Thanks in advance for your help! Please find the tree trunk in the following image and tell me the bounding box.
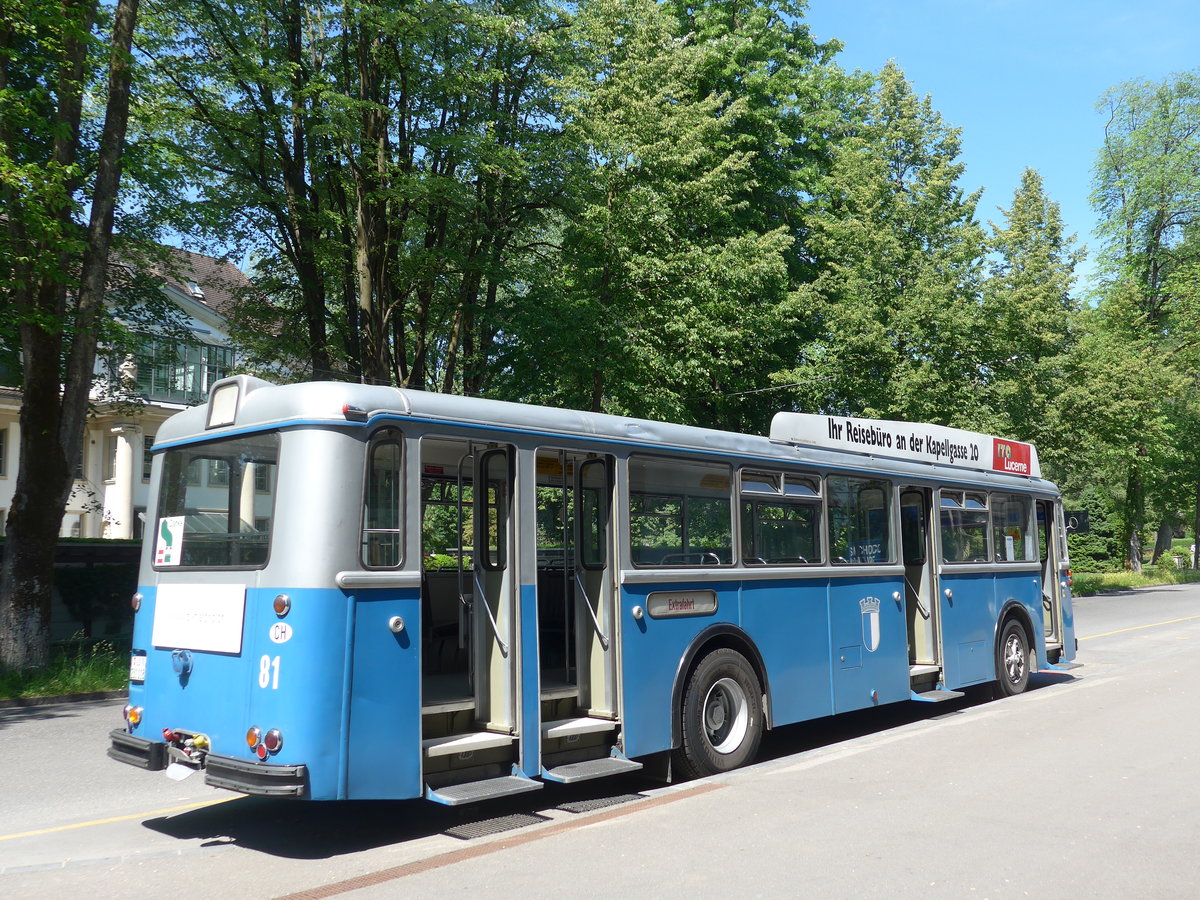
[1125,464,1145,573]
[1150,519,1174,565]
[0,0,141,670]
[1193,482,1200,570]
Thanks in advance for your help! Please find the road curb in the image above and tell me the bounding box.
[0,689,127,710]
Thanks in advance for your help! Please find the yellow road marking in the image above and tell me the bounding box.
[1080,614,1200,641]
[0,796,234,842]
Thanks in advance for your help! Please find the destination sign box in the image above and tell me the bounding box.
[769,413,1040,479]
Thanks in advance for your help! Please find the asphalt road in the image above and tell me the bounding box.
[3,585,1199,897]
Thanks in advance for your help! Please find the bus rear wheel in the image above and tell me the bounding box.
[995,619,1031,697]
[675,648,763,779]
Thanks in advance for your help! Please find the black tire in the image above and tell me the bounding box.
[674,648,763,779]
[995,619,1030,697]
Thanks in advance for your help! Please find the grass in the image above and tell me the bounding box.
[1071,567,1200,596]
[0,635,128,701]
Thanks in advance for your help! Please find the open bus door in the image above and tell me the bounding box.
[420,439,540,805]
[533,450,640,783]
[1037,499,1076,664]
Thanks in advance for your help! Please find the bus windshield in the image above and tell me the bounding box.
[154,432,280,569]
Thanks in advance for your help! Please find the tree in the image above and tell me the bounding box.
[779,61,987,426]
[1090,69,1200,570]
[980,167,1083,451]
[0,0,142,668]
[494,0,795,427]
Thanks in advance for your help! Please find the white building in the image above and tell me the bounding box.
[0,248,249,541]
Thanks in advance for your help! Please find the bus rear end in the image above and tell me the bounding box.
[108,389,377,800]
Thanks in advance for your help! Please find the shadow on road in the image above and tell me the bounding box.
[141,671,1077,860]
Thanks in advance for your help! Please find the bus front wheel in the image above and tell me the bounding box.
[995,619,1031,697]
[675,648,763,779]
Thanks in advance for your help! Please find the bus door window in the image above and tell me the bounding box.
[739,470,822,565]
[628,456,733,567]
[1036,499,1060,641]
[899,489,937,667]
[535,451,577,695]
[418,438,476,708]
[827,476,893,565]
[939,492,990,563]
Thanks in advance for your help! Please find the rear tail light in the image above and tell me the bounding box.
[131,592,143,612]
[123,705,143,726]
[1067,568,1073,588]
[246,726,262,749]
[263,729,283,753]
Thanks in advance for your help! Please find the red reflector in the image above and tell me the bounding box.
[162,728,176,742]
[256,743,269,760]
[263,728,283,753]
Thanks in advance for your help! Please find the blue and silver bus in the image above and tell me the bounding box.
[109,376,1076,803]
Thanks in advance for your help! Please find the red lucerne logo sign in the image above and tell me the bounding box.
[993,439,1032,475]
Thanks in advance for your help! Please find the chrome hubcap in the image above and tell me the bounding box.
[703,677,749,754]
[1004,634,1026,683]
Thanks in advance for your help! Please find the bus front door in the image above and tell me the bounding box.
[1037,499,1075,663]
[533,450,639,784]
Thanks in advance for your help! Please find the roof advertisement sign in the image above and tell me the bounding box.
[769,413,1041,479]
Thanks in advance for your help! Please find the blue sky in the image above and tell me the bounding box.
[804,0,1200,289]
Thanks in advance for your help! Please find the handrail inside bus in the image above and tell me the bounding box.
[574,569,609,651]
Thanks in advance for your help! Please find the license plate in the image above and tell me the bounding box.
[129,654,146,682]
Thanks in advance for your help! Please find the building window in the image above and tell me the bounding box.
[0,509,6,536]
[104,433,118,482]
[135,337,233,404]
[143,434,154,481]
[0,426,7,477]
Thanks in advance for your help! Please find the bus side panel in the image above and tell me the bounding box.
[828,575,909,714]
[346,588,422,800]
[618,580,739,760]
[938,571,996,688]
[740,578,834,726]
[995,570,1044,666]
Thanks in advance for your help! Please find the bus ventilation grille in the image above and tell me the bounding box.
[556,793,645,814]
[443,812,549,841]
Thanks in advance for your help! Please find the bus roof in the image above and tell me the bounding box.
[154,375,1055,492]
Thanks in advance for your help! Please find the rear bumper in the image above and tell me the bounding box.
[204,753,309,798]
[108,729,167,771]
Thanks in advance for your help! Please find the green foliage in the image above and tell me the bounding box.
[1066,487,1125,572]
[0,633,127,699]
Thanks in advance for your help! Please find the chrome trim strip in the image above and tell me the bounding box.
[335,570,424,590]
[620,564,907,584]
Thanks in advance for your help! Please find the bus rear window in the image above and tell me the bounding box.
[155,433,280,569]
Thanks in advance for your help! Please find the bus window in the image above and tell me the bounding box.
[940,491,990,563]
[361,431,403,568]
[740,470,821,565]
[629,456,732,566]
[479,448,509,571]
[578,458,608,569]
[827,476,892,564]
[155,432,279,569]
[991,493,1034,562]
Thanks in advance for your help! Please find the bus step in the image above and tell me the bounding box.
[911,687,965,703]
[542,755,643,784]
[542,717,618,740]
[426,773,543,806]
[909,664,940,678]
[1042,661,1083,672]
[423,731,514,759]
